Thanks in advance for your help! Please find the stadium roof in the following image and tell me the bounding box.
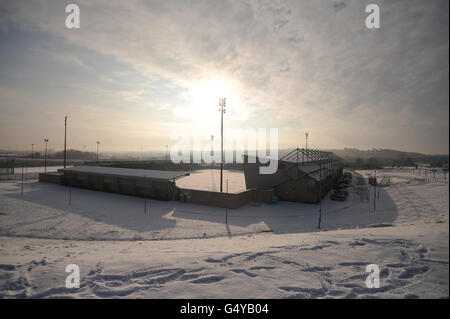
[280,148,341,163]
[58,166,189,182]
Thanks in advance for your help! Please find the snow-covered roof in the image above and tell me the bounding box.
[58,165,189,181]
[297,165,320,174]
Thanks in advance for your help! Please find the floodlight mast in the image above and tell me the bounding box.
[219,98,226,193]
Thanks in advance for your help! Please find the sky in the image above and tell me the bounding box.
[0,0,448,154]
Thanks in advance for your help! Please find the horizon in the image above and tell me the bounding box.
[1,146,448,157]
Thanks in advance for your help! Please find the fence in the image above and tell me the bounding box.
[0,159,15,175]
[0,172,39,181]
[179,187,274,209]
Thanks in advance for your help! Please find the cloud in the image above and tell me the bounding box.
[0,0,448,153]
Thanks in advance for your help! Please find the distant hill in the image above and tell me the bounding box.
[318,148,448,169]
[325,148,429,160]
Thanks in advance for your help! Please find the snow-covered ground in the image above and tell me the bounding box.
[176,169,246,193]
[0,166,69,181]
[24,166,68,173]
[4,166,68,174]
[0,169,448,298]
[360,168,448,184]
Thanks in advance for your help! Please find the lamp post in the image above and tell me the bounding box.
[210,135,214,157]
[373,170,377,212]
[305,132,309,150]
[318,150,322,229]
[44,139,49,173]
[96,141,100,162]
[218,98,226,192]
[64,116,67,168]
[31,143,34,159]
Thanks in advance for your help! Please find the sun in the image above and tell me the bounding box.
[183,76,236,123]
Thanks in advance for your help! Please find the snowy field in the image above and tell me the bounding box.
[0,169,448,298]
[0,166,69,181]
[4,166,67,174]
[176,169,246,193]
[359,168,448,185]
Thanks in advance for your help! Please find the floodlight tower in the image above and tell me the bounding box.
[305,132,309,150]
[31,144,34,159]
[218,98,226,192]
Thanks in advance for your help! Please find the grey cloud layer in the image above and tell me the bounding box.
[1,0,448,153]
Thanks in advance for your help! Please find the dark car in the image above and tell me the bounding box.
[334,183,348,190]
[331,192,347,201]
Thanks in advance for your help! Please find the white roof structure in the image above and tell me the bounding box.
[58,165,189,182]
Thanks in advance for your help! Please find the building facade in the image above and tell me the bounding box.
[243,149,343,203]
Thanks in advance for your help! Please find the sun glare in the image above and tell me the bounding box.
[182,77,242,123]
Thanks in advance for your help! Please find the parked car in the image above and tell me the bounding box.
[335,189,348,196]
[331,192,347,201]
[334,183,348,190]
